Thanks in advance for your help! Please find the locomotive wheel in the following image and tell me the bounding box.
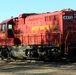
[1,56,4,60]
[45,48,61,61]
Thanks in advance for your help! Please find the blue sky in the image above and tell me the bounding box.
[0,0,75,22]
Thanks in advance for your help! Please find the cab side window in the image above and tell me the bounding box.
[1,24,6,31]
[8,24,13,29]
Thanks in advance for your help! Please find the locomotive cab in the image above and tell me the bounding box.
[1,19,14,38]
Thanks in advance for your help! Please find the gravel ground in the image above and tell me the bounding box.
[0,60,76,75]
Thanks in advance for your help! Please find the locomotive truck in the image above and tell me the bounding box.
[0,8,76,61]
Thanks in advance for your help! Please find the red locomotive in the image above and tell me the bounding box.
[0,8,76,61]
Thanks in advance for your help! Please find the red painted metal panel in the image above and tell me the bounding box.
[24,11,62,45]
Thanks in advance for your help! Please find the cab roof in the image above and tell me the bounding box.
[1,18,12,24]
